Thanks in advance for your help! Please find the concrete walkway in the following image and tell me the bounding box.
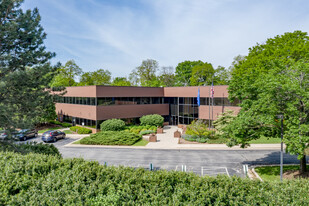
[65,125,283,150]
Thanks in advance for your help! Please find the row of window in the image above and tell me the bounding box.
[56,96,240,107]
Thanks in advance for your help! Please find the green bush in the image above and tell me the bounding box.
[100,119,125,131]
[140,114,164,127]
[1,152,309,205]
[80,131,141,145]
[140,130,156,135]
[0,142,61,156]
[48,120,72,127]
[70,126,92,134]
[61,122,72,127]
[182,134,208,143]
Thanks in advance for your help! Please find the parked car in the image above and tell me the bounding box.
[0,130,18,140]
[0,130,8,140]
[13,129,38,141]
[42,130,65,143]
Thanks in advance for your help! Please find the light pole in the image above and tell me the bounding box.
[277,114,284,182]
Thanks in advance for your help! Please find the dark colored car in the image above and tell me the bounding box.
[13,129,38,141]
[42,130,65,143]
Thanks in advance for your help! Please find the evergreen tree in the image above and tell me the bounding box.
[0,0,57,132]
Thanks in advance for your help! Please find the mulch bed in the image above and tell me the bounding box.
[283,170,309,179]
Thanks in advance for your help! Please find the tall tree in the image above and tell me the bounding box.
[227,31,309,173]
[175,60,203,86]
[190,62,215,86]
[111,77,131,86]
[157,66,176,87]
[0,0,58,131]
[129,59,158,86]
[51,60,82,87]
[214,66,230,85]
[78,69,111,86]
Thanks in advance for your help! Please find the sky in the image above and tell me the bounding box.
[22,0,309,78]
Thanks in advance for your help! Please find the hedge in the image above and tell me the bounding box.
[1,152,309,205]
[140,114,164,127]
[100,119,125,131]
[70,126,92,134]
[48,120,72,127]
[80,131,141,145]
[0,142,60,157]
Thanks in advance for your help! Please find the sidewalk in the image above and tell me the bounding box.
[64,126,284,150]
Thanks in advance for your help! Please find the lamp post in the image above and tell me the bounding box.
[276,114,284,182]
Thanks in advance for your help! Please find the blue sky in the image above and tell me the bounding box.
[22,0,309,78]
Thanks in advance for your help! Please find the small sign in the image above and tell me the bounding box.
[82,122,85,126]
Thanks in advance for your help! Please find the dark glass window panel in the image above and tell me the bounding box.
[179,105,184,116]
[152,97,160,104]
[179,117,184,124]
[184,117,189,125]
[184,98,192,105]
[179,97,184,104]
[193,97,198,105]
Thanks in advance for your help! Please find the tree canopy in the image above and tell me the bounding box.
[0,0,57,130]
[226,31,309,172]
[78,69,111,86]
[50,60,82,87]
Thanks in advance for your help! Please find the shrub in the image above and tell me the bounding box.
[140,130,156,135]
[182,134,208,143]
[1,152,309,205]
[100,119,125,131]
[140,114,164,127]
[186,120,213,138]
[80,131,141,145]
[70,126,92,134]
[48,120,72,127]
[0,142,61,156]
[61,122,72,127]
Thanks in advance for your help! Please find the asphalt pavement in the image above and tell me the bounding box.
[23,135,303,177]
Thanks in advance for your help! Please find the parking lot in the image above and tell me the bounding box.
[21,135,302,177]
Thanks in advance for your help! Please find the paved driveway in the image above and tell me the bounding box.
[23,135,302,177]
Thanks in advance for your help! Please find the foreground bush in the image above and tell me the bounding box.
[100,119,125,131]
[0,152,309,205]
[80,131,141,145]
[0,142,60,156]
[140,114,164,127]
[70,126,92,134]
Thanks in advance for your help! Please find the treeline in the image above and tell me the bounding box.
[50,59,232,87]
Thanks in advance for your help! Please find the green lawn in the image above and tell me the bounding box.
[38,127,62,134]
[254,165,309,182]
[73,139,81,144]
[249,137,281,144]
[63,130,73,134]
[132,139,149,146]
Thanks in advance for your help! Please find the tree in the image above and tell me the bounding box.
[0,0,58,131]
[213,110,236,138]
[50,60,82,87]
[78,69,111,86]
[129,59,158,86]
[111,77,131,86]
[214,66,230,85]
[175,60,203,86]
[157,66,176,87]
[190,62,215,86]
[227,31,309,173]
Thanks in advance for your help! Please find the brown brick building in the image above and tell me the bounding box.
[55,85,240,132]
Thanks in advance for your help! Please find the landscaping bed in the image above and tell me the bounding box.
[255,165,309,181]
[79,131,141,146]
